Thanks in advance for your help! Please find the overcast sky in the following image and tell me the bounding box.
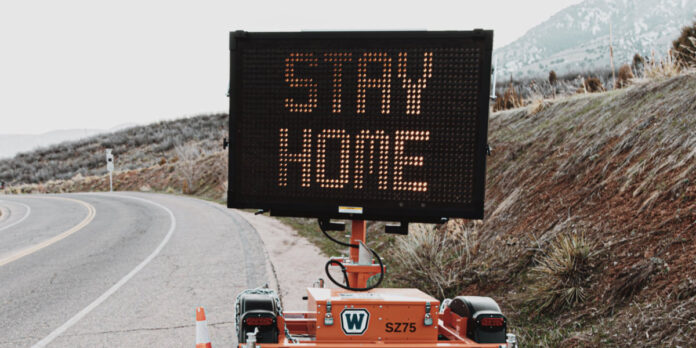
[0,0,583,134]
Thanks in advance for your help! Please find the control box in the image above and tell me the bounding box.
[308,288,439,343]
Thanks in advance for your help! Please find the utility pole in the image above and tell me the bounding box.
[106,149,114,192]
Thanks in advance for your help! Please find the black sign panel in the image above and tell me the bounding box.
[228,31,493,223]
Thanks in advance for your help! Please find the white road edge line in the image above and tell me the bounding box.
[32,194,176,348]
[0,200,32,233]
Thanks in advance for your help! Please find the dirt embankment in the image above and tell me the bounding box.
[451,73,695,346]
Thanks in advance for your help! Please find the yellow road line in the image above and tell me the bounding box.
[0,197,96,267]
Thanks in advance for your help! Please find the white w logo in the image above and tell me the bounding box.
[340,309,370,335]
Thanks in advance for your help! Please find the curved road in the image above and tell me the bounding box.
[0,193,270,347]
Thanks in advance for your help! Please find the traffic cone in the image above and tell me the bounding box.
[196,307,212,348]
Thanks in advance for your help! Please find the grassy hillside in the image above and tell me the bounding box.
[388,73,696,346]
[1,73,694,346]
[0,114,227,184]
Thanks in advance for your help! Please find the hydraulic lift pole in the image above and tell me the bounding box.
[348,220,367,287]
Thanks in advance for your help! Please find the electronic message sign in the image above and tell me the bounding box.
[228,31,493,223]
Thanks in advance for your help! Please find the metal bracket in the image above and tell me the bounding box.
[385,221,409,235]
[358,242,372,265]
[490,56,498,101]
[324,301,334,326]
[223,137,229,150]
[424,302,433,326]
[319,218,345,232]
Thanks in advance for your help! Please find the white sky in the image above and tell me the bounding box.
[0,0,582,134]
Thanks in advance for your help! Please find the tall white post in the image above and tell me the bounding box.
[106,149,114,193]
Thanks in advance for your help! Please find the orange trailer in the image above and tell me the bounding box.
[228,221,516,348]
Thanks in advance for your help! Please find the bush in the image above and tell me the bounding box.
[632,53,645,76]
[528,232,599,314]
[493,83,524,112]
[174,143,204,194]
[548,70,557,86]
[0,113,227,185]
[583,77,604,93]
[672,21,696,67]
[389,224,478,299]
[644,50,681,79]
[615,64,634,89]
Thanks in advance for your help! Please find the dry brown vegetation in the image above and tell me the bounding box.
[644,50,683,79]
[389,223,479,299]
[0,113,227,185]
[583,76,604,93]
[528,232,599,314]
[672,21,696,68]
[615,64,634,89]
[389,73,696,346]
[2,148,229,202]
[493,82,524,112]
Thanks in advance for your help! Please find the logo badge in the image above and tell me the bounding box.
[340,309,370,335]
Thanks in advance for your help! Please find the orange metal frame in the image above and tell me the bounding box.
[237,221,503,348]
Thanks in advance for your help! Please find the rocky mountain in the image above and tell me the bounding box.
[496,0,696,78]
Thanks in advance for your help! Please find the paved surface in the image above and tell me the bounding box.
[0,193,270,347]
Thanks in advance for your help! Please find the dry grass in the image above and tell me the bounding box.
[609,257,663,303]
[527,94,549,115]
[613,298,696,347]
[644,50,682,79]
[0,113,227,185]
[388,223,479,299]
[493,82,524,112]
[174,143,205,194]
[527,232,599,314]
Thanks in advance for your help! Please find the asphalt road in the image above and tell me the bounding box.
[0,193,271,347]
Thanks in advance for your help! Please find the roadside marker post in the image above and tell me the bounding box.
[105,149,114,192]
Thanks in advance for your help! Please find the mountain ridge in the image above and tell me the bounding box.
[0,124,137,160]
[496,0,696,78]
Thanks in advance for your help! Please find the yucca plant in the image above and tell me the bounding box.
[528,232,599,314]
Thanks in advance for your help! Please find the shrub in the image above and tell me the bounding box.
[548,70,557,85]
[389,224,478,299]
[644,50,681,79]
[632,53,645,76]
[672,21,696,67]
[615,64,634,89]
[528,232,599,314]
[583,77,604,93]
[493,83,524,112]
[174,143,204,194]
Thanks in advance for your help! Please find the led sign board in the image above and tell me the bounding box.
[227,31,493,223]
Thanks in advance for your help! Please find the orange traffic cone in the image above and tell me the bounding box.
[196,307,212,348]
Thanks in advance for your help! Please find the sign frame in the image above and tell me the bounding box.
[227,30,493,223]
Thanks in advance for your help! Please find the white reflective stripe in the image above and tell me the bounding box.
[0,201,31,232]
[32,194,176,347]
[196,320,211,344]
